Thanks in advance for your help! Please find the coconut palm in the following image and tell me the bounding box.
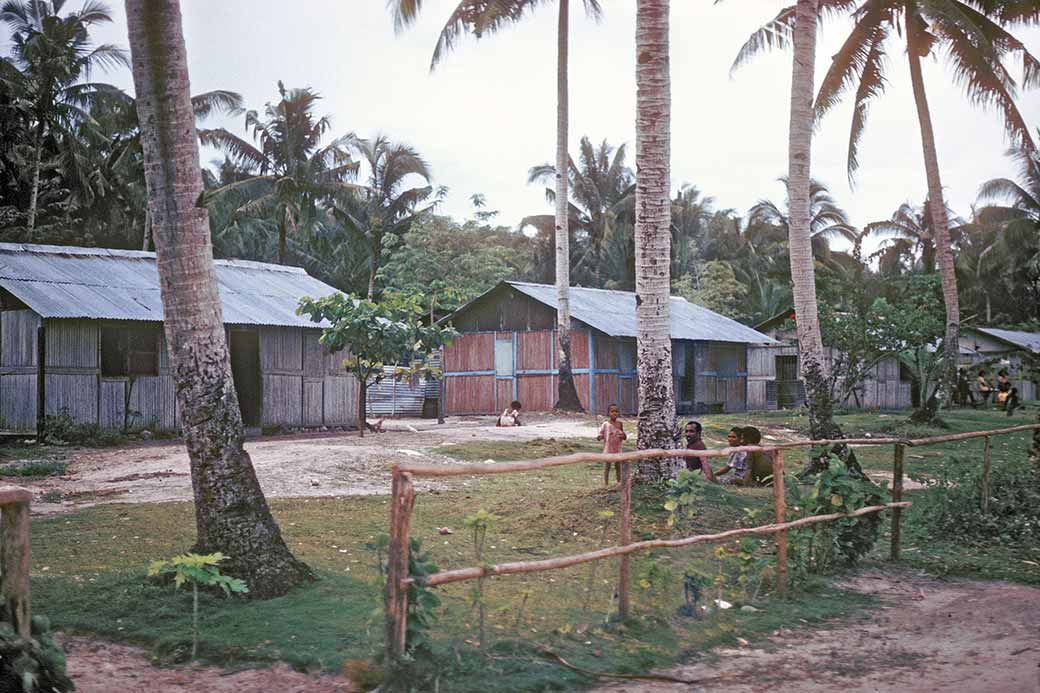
[633,0,675,481]
[124,0,311,597]
[748,177,859,251]
[0,0,128,237]
[528,136,635,286]
[389,0,603,412]
[200,82,357,265]
[812,0,1040,411]
[671,185,716,281]
[865,200,962,276]
[334,134,437,299]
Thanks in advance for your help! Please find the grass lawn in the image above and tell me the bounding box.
[28,405,1039,689]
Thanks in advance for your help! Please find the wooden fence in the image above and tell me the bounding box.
[384,422,1040,663]
[0,486,32,640]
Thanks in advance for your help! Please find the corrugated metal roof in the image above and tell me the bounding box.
[976,327,1040,354]
[491,281,777,344]
[0,242,338,328]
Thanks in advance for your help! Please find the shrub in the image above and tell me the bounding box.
[910,454,1040,546]
[43,412,125,447]
[0,460,67,477]
[0,611,73,692]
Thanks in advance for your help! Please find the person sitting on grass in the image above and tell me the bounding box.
[713,427,751,486]
[1005,386,1020,417]
[497,400,523,427]
[741,426,774,485]
[597,403,628,486]
[977,369,993,404]
[680,420,715,482]
[996,370,1012,408]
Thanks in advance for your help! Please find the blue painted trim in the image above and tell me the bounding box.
[588,331,596,413]
[444,369,496,377]
[512,331,518,401]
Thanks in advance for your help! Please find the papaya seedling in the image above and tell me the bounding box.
[147,553,248,660]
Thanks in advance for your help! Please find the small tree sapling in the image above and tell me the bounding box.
[147,553,248,660]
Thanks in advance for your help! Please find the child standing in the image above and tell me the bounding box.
[598,404,628,486]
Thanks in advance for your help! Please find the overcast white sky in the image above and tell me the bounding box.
[12,1,1040,236]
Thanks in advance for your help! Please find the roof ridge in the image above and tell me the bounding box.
[0,242,306,274]
[507,280,690,300]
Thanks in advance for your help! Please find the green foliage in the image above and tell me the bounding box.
[673,260,748,320]
[43,411,125,447]
[0,611,73,693]
[147,553,248,660]
[909,454,1040,547]
[0,460,67,477]
[663,468,726,530]
[786,463,886,578]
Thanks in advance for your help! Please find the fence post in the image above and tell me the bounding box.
[890,443,905,561]
[771,449,787,595]
[981,435,990,514]
[0,490,32,640]
[385,468,416,665]
[618,460,632,619]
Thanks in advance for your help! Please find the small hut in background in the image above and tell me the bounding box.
[959,327,1039,401]
[0,243,358,435]
[439,281,776,416]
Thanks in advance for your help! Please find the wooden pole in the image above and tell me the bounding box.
[981,435,990,514]
[0,493,32,640]
[618,460,632,619]
[385,468,416,664]
[771,449,787,596]
[413,502,910,587]
[890,443,905,562]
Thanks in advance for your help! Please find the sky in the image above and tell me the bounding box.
[9,1,1040,242]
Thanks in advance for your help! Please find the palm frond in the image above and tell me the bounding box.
[191,90,244,121]
[730,5,794,75]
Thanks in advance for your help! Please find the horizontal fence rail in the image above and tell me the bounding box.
[384,422,1040,664]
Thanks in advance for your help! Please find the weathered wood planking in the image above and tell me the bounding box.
[444,375,494,415]
[322,375,356,425]
[44,320,96,368]
[0,374,36,431]
[302,379,324,426]
[0,311,39,368]
[45,373,98,423]
[443,333,495,373]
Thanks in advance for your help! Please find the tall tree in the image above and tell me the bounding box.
[124,0,311,597]
[1,0,128,237]
[813,0,1040,414]
[200,82,357,265]
[634,0,676,481]
[389,0,603,412]
[339,134,436,300]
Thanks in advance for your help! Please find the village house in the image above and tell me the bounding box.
[0,243,358,435]
[748,309,912,410]
[439,281,777,416]
[959,327,1039,401]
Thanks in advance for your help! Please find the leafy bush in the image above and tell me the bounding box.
[44,411,125,447]
[0,611,73,692]
[910,454,1040,545]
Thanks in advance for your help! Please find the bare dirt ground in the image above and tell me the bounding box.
[25,415,600,514]
[596,567,1040,693]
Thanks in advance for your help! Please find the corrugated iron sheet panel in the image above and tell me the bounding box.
[0,242,338,327]
[454,281,778,345]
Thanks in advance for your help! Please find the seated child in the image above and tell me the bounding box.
[741,426,773,485]
[597,403,627,486]
[497,400,523,427]
[713,427,751,486]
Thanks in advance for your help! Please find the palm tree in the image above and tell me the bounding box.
[339,135,437,299]
[634,0,675,481]
[748,177,859,253]
[124,0,311,597]
[389,0,603,413]
[200,82,357,265]
[670,184,715,282]
[813,1,1040,412]
[0,0,128,237]
[528,136,635,286]
[865,200,963,276]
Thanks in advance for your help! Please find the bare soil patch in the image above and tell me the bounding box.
[23,415,601,514]
[56,635,352,692]
[595,567,1040,692]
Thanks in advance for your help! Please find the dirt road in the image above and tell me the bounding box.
[596,568,1040,693]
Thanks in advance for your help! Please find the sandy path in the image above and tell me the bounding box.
[26,416,600,514]
[595,568,1040,693]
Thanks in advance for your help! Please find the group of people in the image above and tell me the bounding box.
[597,404,769,487]
[957,368,1021,416]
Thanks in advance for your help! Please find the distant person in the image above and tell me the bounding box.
[680,421,715,482]
[497,400,523,427]
[956,368,975,407]
[597,404,628,486]
[976,369,993,404]
[741,426,773,485]
[713,427,751,486]
[996,370,1012,408]
[1005,387,1021,417]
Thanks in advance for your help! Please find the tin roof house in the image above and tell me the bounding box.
[959,327,1039,401]
[0,243,358,435]
[439,281,777,416]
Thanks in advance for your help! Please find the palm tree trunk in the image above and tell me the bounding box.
[634,0,676,483]
[788,0,860,473]
[125,0,311,598]
[907,33,958,418]
[277,207,287,265]
[141,209,151,251]
[27,124,43,239]
[368,234,379,300]
[554,0,583,412]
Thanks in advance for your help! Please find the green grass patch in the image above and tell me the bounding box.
[435,436,635,462]
[0,459,68,477]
